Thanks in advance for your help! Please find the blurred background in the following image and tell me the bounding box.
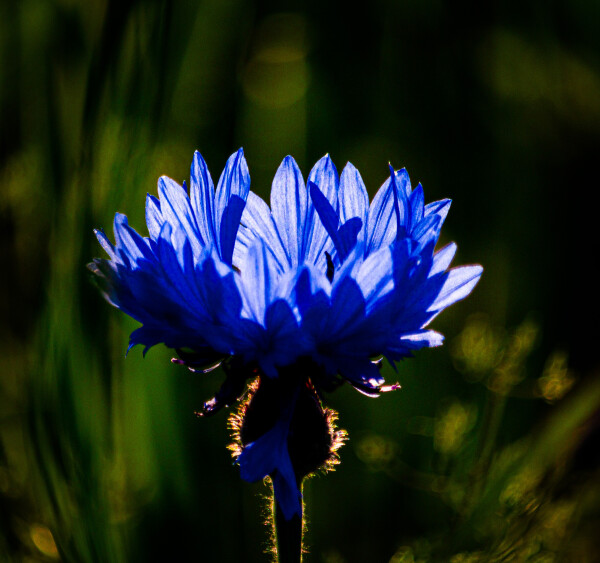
[1,1,600,561]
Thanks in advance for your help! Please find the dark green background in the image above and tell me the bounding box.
[2,1,600,561]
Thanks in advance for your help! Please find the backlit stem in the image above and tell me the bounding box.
[274,481,303,563]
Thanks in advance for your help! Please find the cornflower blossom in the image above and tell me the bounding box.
[89,149,482,530]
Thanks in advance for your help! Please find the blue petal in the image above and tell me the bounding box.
[241,191,289,270]
[262,300,305,373]
[308,181,339,242]
[219,195,247,266]
[270,156,306,267]
[232,224,255,269]
[365,174,397,255]
[158,176,202,255]
[427,265,483,312]
[430,242,457,275]
[129,325,168,351]
[156,223,204,315]
[390,166,410,239]
[239,239,277,323]
[425,198,451,223]
[412,213,441,242]
[214,148,250,261]
[328,277,367,337]
[356,246,394,309]
[409,183,425,226]
[336,218,362,261]
[399,330,444,349]
[412,214,443,253]
[94,228,118,261]
[189,150,217,249]
[304,154,338,265]
[309,181,362,263]
[339,162,369,226]
[294,265,330,316]
[272,458,302,520]
[387,330,444,358]
[238,422,285,483]
[113,213,154,265]
[307,154,338,209]
[195,255,242,323]
[145,194,164,241]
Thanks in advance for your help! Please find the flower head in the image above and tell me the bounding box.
[89,149,250,360]
[89,150,482,521]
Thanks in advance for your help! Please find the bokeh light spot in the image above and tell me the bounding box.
[29,524,59,559]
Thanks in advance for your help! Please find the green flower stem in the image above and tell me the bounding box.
[274,482,303,563]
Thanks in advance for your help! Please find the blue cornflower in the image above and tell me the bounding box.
[234,155,482,395]
[90,150,482,524]
[89,149,250,363]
